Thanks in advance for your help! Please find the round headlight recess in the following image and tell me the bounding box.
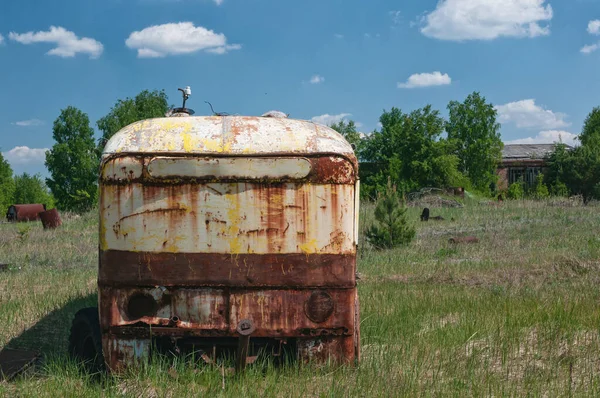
[304,291,335,323]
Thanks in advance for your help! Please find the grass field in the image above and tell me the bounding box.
[2,199,600,397]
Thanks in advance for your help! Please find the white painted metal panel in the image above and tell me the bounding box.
[101,157,143,181]
[147,157,312,180]
[102,116,355,158]
[100,182,355,255]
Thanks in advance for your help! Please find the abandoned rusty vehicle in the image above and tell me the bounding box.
[68,93,361,372]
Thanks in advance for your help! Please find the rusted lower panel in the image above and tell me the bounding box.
[99,287,355,338]
[103,336,150,372]
[99,251,355,288]
[297,336,355,364]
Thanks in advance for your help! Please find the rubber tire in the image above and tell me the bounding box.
[68,307,105,373]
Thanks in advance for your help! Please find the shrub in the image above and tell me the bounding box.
[550,181,570,197]
[365,178,415,249]
[507,178,525,200]
[532,173,549,199]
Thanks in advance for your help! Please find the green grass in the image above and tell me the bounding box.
[2,200,600,396]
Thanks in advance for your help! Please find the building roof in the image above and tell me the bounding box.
[102,116,355,161]
[502,143,570,160]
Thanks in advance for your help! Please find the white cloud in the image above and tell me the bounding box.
[389,10,402,25]
[9,26,103,59]
[505,130,579,146]
[214,0,223,4]
[0,34,4,45]
[125,22,240,58]
[12,119,44,127]
[2,146,49,165]
[495,99,570,129]
[397,71,451,89]
[588,20,600,35]
[581,42,600,54]
[334,33,344,39]
[311,113,352,126]
[421,0,553,41]
[309,75,325,84]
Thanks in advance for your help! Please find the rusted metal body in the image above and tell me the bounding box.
[98,115,360,371]
[39,208,62,229]
[6,204,46,222]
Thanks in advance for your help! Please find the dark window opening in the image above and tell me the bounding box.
[509,167,541,187]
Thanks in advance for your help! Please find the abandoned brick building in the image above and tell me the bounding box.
[496,143,572,191]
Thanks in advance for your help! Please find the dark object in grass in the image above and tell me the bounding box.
[448,236,479,244]
[0,264,9,272]
[68,307,105,373]
[0,348,40,381]
[421,208,445,221]
[39,209,62,229]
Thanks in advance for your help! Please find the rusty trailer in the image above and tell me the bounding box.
[68,94,360,372]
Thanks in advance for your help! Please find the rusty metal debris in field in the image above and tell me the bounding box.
[5,204,47,222]
[39,209,62,229]
[0,348,40,381]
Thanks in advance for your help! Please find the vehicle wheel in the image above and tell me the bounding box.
[68,307,105,373]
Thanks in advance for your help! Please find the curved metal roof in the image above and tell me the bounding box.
[102,116,356,161]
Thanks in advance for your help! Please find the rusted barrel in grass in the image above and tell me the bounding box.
[6,204,46,222]
[39,208,62,229]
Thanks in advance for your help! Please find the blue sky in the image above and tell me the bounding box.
[0,0,599,178]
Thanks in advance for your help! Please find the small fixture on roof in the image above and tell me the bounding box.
[261,110,289,118]
[166,86,195,117]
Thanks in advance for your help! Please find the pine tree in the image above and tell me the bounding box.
[365,178,415,249]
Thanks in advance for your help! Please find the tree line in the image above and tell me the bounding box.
[332,96,600,203]
[331,92,503,199]
[1,89,600,214]
[0,90,170,214]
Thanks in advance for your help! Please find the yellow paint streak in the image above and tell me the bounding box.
[99,219,108,251]
[299,239,318,254]
[225,186,243,253]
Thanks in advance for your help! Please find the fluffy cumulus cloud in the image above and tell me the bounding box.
[506,130,579,146]
[12,119,44,127]
[2,146,49,165]
[495,99,569,130]
[309,75,325,84]
[0,34,4,45]
[421,0,553,41]
[311,113,352,126]
[581,43,599,54]
[581,20,600,54]
[588,20,600,35]
[397,71,451,89]
[125,22,241,58]
[9,26,103,59]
